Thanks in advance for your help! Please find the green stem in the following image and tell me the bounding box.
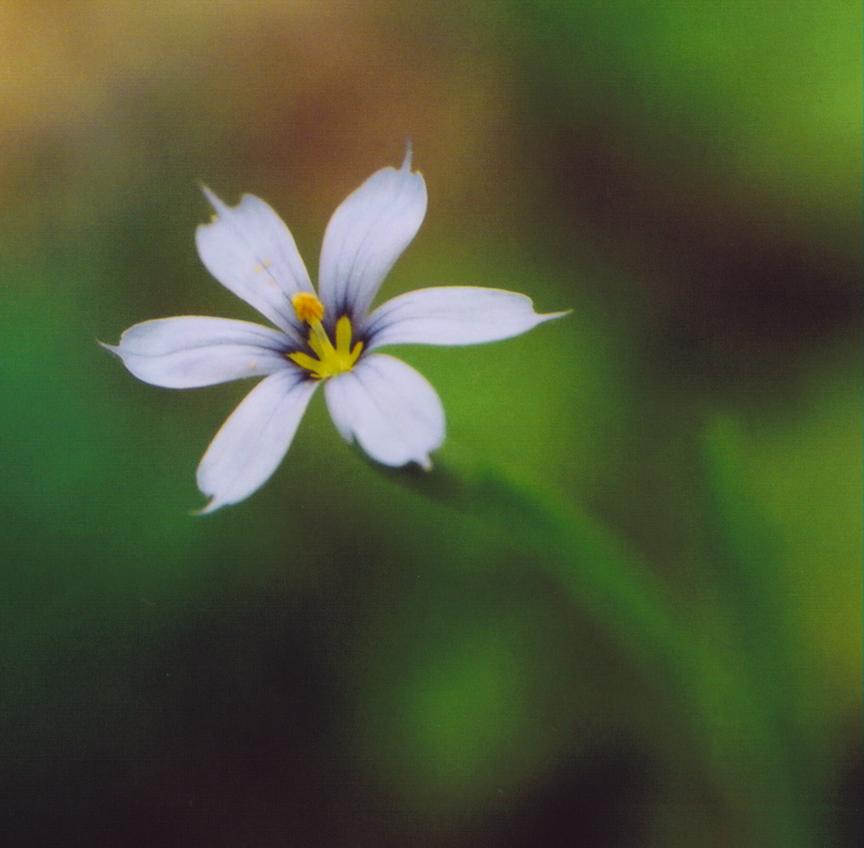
[384,446,814,846]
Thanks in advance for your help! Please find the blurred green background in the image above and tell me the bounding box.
[1,2,860,846]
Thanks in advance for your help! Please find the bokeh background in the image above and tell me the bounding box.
[1,2,860,846]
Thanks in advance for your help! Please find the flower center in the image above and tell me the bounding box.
[287,293,363,380]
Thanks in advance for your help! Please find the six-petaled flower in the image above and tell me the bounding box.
[103,148,567,512]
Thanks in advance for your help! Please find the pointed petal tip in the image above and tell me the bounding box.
[198,183,224,214]
[401,138,413,171]
[98,339,119,355]
[539,307,572,323]
[191,497,222,517]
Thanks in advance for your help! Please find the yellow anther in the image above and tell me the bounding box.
[292,292,325,324]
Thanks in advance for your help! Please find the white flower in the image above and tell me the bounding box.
[104,148,567,512]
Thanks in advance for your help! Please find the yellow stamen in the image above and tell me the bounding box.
[292,292,325,324]
[287,351,324,373]
[335,314,352,351]
[288,294,363,379]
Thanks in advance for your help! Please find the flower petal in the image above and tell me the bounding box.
[318,147,427,322]
[324,354,444,469]
[102,316,290,388]
[363,286,569,350]
[196,369,317,513]
[196,187,313,339]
